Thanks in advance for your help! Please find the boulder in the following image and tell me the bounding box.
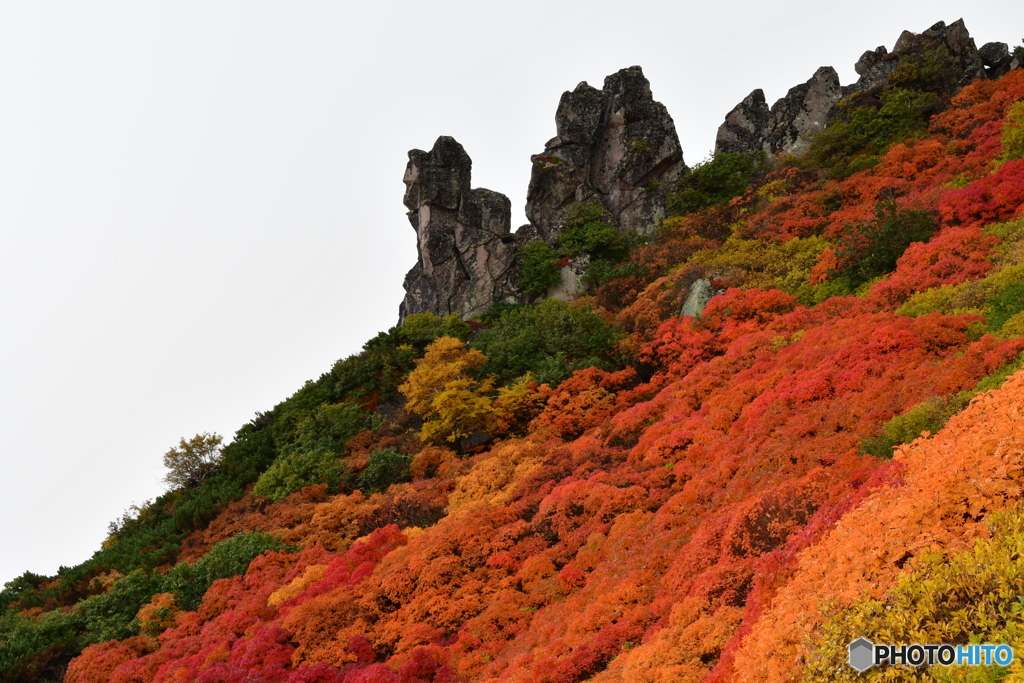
[525,66,686,241]
[979,41,1014,78]
[399,136,519,322]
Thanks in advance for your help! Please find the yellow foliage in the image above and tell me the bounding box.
[689,236,829,302]
[896,263,1024,318]
[267,564,328,607]
[491,374,552,436]
[399,336,495,444]
[447,440,545,510]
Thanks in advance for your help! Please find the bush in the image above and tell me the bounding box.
[808,89,937,177]
[667,152,765,216]
[861,351,1024,458]
[77,569,163,645]
[830,201,938,288]
[987,279,1024,332]
[253,448,345,501]
[521,240,562,296]
[470,298,622,386]
[1001,100,1024,164]
[162,532,290,611]
[397,313,472,346]
[0,609,83,682]
[358,447,412,493]
[806,503,1024,682]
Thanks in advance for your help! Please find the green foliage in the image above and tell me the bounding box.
[862,351,1024,458]
[253,448,345,501]
[805,503,1024,681]
[77,570,163,645]
[667,152,765,216]
[560,218,628,264]
[808,89,937,177]
[585,261,649,288]
[521,240,563,296]
[0,573,47,613]
[861,394,968,458]
[358,447,412,493]
[831,201,938,288]
[987,280,1024,332]
[1001,101,1024,164]
[397,313,472,346]
[162,532,290,611]
[470,298,622,386]
[0,609,83,682]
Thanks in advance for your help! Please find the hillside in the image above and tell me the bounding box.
[3,18,1024,683]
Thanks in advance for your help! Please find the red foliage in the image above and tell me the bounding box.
[62,69,1024,683]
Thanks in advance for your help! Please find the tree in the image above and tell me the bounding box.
[162,432,224,490]
[398,336,495,444]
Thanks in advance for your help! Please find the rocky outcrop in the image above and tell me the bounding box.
[399,136,519,321]
[715,89,770,157]
[526,66,686,241]
[979,41,1023,79]
[716,66,842,158]
[716,19,998,159]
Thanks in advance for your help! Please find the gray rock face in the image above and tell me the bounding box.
[680,278,713,317]
[715,67,842,158]
[399,136,519,322]
[765,66,842,157]
[715,89,770,157]
[852,19,985,92]
[526,66,686,241]
[716,19,993,160]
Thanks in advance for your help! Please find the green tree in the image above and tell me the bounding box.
[162,433,223,490]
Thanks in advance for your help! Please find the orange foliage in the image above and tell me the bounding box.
[733,369,1024,683]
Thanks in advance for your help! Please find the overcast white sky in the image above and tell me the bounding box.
[0,1,1020,586]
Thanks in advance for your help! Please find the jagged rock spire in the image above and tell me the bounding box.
[715,18,1007,159]
[526,65,686,241]
[399,137,517,322]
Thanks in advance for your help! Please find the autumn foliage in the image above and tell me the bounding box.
[9,47,1024,683]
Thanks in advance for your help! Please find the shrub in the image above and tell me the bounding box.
[162,532,289,611]
[667,152,765,216]
[830,201,938,288]
[805,503,1024,682]
[358,447,412,493]
[987,279,1024,332]
[521,240,562,296]
[397,313,472,346]
[560,219,628,263]
[808,89,937,177]
[76,569,163,645]
[470,298,622,386]
[862,350,1024,458]
[253,448,344,501]
[0,609,83,682]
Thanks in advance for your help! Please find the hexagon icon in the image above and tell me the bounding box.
[848,637,875,672]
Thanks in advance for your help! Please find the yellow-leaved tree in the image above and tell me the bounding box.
[399,336,495,444]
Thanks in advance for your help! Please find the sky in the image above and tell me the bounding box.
[0,1,1021,586]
